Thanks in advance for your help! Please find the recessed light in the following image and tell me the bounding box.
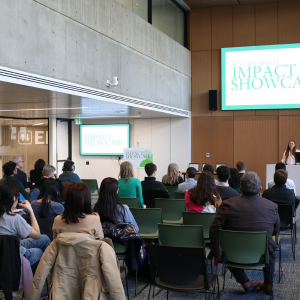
[33,123,44,126]
[0,107,88,112]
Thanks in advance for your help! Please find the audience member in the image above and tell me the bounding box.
[31,179,64,219]
[268,162,297,196]
[203,164,218,184]
[216,166,239,200]
[52,183,104,239]
[58,160,82,183]
[37,164,63,196]
[94,177,139,231]
[185,171,222,213]
[263,169,299,208]
[0,182,50,265]
[30,158,45,186]
[177,167,197,192]
[209,172,280,295]
[118,162,144,208]
[12,156,40,201]
[141,163,169,207]
[0,162,30,200]
[228,168,241,194]
[236,160,246,178]
[162,163,183,186]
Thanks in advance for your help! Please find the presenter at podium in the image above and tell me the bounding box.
[281,140,300,165]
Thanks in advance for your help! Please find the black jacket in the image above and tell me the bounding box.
[30,168,43,185]
[216,185,239,201]
[262,184,296,206]
[0,235,21,293]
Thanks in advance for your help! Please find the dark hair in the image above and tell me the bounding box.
[186,167,197,179]
[228,168,240,188]
[284,140,296,163]
[275,162,286,170]
[94,178,125,224]
[34,159,46,170]
[236,161,246,171]
[2,161,17,177]
[0,183,19,218]
[217,166,230,182]
[62,183,92,224]
[274,170,288,185]
[189,171,219,206]
[39,179,59,218]
[203,164,214,175]
[62,160,74,172]
[145,163,157,176]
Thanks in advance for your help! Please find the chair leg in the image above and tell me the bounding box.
[217,276,221,300]
[123,261,130,300]
[148,285,152,300]
[270,267,273,300]
[153,286,155,298]
[135,270,137,296]
[278,241,282,283]
[223,266,226,292]
[167,290,169,300]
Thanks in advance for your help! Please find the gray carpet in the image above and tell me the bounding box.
[2,208,300,300]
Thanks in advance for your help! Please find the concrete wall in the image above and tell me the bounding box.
[0,0,191,110]
[71,117,191,185]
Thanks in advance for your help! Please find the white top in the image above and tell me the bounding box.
[268,178,297,196]
[281,149,300,165]
[202,203,217,213]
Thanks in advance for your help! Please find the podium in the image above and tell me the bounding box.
[266,164,300,195]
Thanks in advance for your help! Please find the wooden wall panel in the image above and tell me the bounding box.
[232,4,255,46]
[255,2,278,45]
[256,110,279,116]
[192,51,212,116]
[234,110,255,116]
[279,109,300,116]
[234,116,278,188]
[189,8,212,51]
[278,1,300,44]
[192,116,234,167]
[279,116,300,161]
[211,6,233,50]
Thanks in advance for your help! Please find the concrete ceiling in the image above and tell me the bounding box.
[0,81,184,120]
[186,0,295,8]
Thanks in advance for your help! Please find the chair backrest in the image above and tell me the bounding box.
[182,212,216,239]
[277,204,293,228]
[81,179,98,195]
[113,241,128,254]
[61,182,73,200]
[158,224,205,247]
[155,199,186,224]
[219,229,269,265]
[118,197,140,208]
[174,192,185,199]
[130,208,163,236]
[165,186,178,199]
[149,244,209,289]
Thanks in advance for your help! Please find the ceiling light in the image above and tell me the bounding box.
[33,123,44,126]
[0,107,88,112]
[4,119,13,120]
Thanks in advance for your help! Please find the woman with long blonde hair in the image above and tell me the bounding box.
[162,163,183,186]
[118,162,144,208]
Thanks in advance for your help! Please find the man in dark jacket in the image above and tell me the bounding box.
[216,165,239,200]
[262,169,299,208]
[141,163,169,208]
[209,172,280,295]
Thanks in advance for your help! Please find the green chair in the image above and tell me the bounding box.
[118,197,140,208]
[155,199,185,224]
[174,192,185,199]
[182,212,216,242]
[165,186,178,199]
[219,230,273,299]
[130,208,162,239]
[82,179,98,196]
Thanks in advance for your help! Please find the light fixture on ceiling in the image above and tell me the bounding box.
[33,123,44,126]
[4,119,13,120]
[107,76,119,87]
[115,110,125,113]
[0,107,88,112]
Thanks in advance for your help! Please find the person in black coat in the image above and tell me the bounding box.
[30,159,46,186]
[262,169,299,208]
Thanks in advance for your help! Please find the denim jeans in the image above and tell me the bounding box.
[29,188,40,202]
[20,234,51,265]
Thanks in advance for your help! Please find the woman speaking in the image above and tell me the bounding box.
[282,140,300,165]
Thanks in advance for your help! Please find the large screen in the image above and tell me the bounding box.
[221,43,300,110]
[80,124,130,155]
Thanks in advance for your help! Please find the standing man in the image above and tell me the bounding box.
[209,172,280,295]
[12,156,40,201]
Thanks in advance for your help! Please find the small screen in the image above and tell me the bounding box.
[80,124,130,155]
[189,163,199,171]
[216,164,227,169]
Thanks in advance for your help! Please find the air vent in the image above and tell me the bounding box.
[0,68,189,116]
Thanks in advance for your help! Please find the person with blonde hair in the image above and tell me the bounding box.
[162,163,183,186]
[118,162,144,208]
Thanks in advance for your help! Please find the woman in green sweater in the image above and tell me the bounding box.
[118,162,144,208]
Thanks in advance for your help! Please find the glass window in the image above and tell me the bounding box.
[116,0,148,22]
[0,118,49,179]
